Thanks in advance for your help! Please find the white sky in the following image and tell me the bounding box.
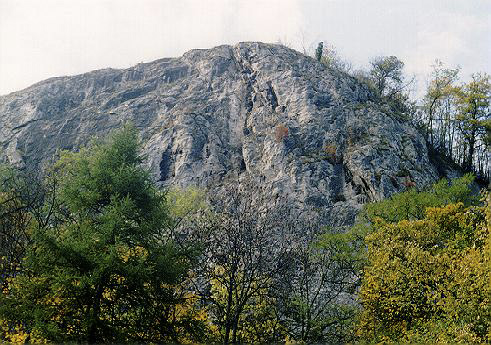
[0,0,490,96]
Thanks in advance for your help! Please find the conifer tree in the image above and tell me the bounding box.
[0,125,189,343]
[315,42,323,62]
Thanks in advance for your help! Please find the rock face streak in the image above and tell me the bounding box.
[0,42,447,226]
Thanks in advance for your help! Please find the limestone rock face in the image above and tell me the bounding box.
[0,42,450,226]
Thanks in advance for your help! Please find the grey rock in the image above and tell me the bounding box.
[0,42,453,226]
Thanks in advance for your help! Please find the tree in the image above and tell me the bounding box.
[0,125,190,343]
[482,119,491,148]
[0,165,31,290]
[355,176,489,343]
[422,60,460,150]
[184,177,293,344]
[420,64,490,181]
[315,42,323,62]
[369,56,406,98]
[359,173,478,224]
[0,165,51,292]
[170,180,366,344]
[367,55,415,117]
[318,43,352,73]
[454,73,490,174]
[358,200,489,343]
[273,221,364,344]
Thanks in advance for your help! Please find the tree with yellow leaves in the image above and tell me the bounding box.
[357,190,490,343]
[0,125,191,343]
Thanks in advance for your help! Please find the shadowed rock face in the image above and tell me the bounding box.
[0,42,451,226]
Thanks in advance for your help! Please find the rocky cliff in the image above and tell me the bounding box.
[0,42,453,226]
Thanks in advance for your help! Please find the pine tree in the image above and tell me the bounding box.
[315,42,323,62]
[0,125,189,343]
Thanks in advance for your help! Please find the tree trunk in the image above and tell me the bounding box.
[224,280,234,345]
[232,316,239,344]
[88,283,105,343]
[467,133,476,172]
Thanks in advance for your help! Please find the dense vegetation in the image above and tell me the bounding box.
[0,127,192,343]
[1,124,489,344]
[0,44,490,344]
[354,175,490,343]
[315,41,490,182]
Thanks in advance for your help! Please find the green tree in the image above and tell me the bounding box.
[360,173,478,224]
[0,125,189,343]
[369,56,405,99]
[483,119,491,148]
[420,64,490,181]
[454,73,490,174]
[422,60,460,150]
[315,42,323,62]
[367,55,414,117]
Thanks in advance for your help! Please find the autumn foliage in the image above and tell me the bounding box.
[356,180,490,343]
[0,125,489,344]
[274,125,289,142]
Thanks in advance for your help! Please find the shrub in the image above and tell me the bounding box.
[323,144,340,163]
[354,175,489,343]
[275,125,289,142]
[324,144,336,156]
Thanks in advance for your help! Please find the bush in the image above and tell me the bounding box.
[275,125,289,142]
[355,175,489,343]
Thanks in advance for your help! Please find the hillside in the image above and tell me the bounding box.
[0,42,455,226]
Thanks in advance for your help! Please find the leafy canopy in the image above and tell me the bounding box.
[0,125,189,343]
[360,173,477,224]
[355,175,490,343]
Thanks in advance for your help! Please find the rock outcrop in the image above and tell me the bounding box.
[0,42,452,226]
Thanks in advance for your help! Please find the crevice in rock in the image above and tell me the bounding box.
[159,148,174,181]
[232,47,265,119]
[329,161,346,203]
[12,119,39,132]
[343,164,353,183]
[358,176,373,201]
[266,81,278,110]
[232,48,256,114]
[390,176,399,189]
[240,157,246,172]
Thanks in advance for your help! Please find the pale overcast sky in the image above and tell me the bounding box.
[0,0,490,96]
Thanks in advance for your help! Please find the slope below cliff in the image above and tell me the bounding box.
[0,42,454,226]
